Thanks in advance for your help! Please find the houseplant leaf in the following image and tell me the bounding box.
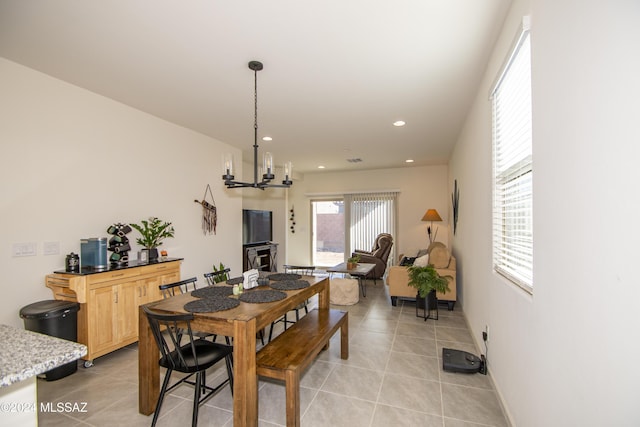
[407,264,450,298]
[130,217,175,249]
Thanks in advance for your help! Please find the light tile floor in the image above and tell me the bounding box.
[37,280,508,426]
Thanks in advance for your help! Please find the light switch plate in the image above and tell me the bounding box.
[12,242,37,257]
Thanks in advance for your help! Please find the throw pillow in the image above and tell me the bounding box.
[428,243,450,268]
[416,248,429,258]
[413,254,430,267]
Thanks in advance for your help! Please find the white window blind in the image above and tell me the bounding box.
[491,27,533,292]
[344,192,397,264]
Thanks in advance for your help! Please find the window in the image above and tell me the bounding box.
[491,22,533,292]
[345,192,397,264]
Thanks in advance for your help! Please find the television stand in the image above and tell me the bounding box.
[243,243,278,272]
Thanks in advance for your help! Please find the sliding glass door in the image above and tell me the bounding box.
[311,192,397,268]
[311,200,344,267]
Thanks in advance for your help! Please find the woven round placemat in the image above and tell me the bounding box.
[266,273,302,281]
[191,286,234,299]
[226,276,243,285]
[269,279,310,291]
[238,289,287,304]
[184,298,240,313]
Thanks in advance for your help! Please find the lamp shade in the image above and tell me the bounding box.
[421,209,442,222]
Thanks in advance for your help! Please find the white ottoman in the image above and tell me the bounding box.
[330,278,359,305]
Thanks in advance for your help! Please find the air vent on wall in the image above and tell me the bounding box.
[346,158,363,163]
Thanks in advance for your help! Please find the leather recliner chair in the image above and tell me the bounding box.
[352,233,393,283]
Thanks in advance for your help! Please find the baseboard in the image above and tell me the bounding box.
[462,309,515,427]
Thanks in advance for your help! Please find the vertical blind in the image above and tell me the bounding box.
[491,28,533,291]
[344,192,398,265]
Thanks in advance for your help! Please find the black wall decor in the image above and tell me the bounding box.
[452,180,460,235]
[107,223,132,265]
[289,206,296,233]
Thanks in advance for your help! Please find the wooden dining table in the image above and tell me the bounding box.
[138,274,330,427]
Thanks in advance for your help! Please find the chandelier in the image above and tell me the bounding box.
[222,61,293,189]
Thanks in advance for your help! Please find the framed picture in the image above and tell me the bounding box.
[139,250,148,263]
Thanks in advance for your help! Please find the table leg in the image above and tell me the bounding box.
[233,319,258,427]
[340,314,349,360]
[358,276,367,297]
[138,305,158,415]
[318,277,329,310]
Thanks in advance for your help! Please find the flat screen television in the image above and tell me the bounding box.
[242,209,273,245]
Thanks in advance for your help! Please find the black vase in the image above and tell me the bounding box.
[147,248,159,262]
[142,248,158,262]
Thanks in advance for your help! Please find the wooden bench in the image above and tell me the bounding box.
[256,308,349,426]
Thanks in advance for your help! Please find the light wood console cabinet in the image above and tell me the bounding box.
[45,259,181,366]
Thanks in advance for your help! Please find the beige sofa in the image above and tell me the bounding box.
[386,242,457,310]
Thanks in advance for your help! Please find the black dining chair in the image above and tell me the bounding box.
[159,277,199,299]
[268,265,315,342]
[143,305,234,427]
[159,277,228,343]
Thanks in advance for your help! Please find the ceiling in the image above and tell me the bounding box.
[0,0,510,174]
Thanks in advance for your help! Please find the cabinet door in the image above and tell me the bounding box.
[143,269,179,304]
[116,280,141,343]
[88,286,118,355]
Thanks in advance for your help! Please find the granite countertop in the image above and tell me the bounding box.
[0,324,87,387]
[53,257,183,276]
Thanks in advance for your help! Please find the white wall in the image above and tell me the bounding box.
[0,58,243,328]
[449,0,640,425]
[286,165,449,267]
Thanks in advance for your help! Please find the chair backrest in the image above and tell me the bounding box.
[203,268,231,286]
[283,265,315,275]
[159,277,199,299]
[371,233,393,263]
[142,305,201,371]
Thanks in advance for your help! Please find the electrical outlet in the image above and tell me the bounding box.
[43,241,60,255]
[483,325,489,342]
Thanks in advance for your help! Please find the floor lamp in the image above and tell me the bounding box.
[421,209,442,244]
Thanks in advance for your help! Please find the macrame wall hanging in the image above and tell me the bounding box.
[194,184,217,235]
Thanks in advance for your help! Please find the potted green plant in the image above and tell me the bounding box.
[212,262,230,283]
[347,254,361,269]
[407,264,450,313]
[130,217,175,261]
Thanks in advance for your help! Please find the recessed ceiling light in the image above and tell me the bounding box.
[405,159,414,163]
[393,121,406,127]
[262,136,272,141]
[318,165,325,169]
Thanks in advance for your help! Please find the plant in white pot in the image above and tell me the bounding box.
[407,264,450,317]
[130,217,175,262]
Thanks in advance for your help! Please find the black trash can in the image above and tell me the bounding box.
[19,300,80,381]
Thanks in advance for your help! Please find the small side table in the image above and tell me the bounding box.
[327,262,375,297]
